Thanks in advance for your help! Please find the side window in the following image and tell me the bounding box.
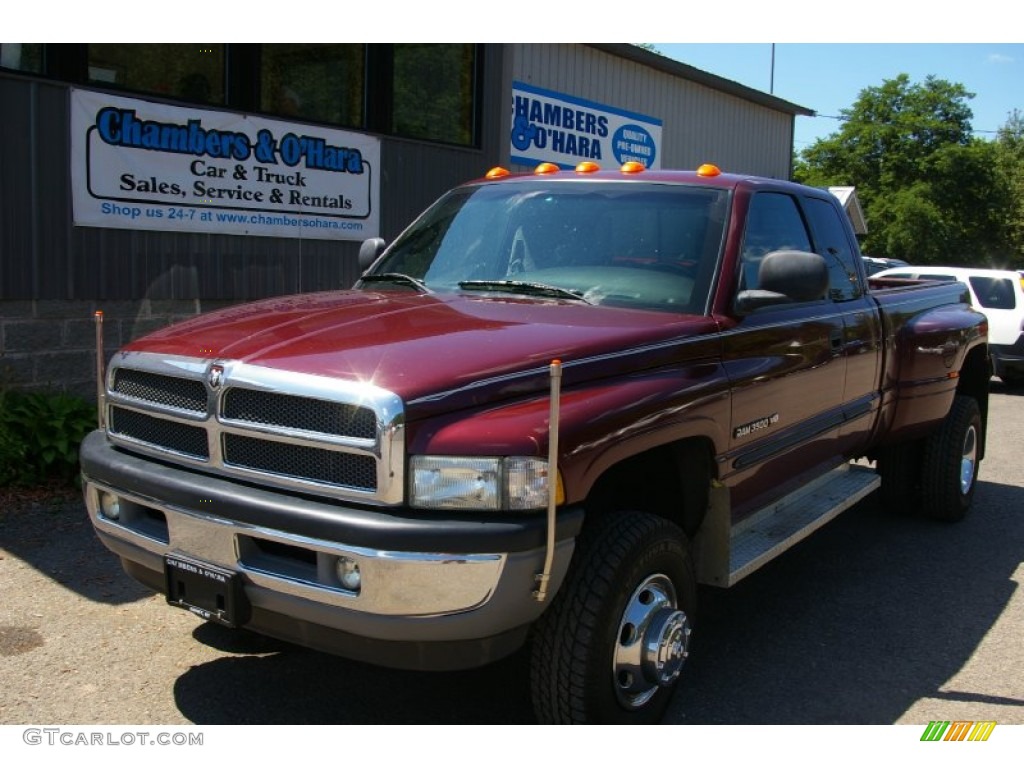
[969,277,1017,309]
[803,197,862,302]
[739,193,812,291]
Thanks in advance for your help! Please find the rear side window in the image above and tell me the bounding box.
[803,196,862,301]
[969,277,1017,309]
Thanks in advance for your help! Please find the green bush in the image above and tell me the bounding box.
[0,389,97,487]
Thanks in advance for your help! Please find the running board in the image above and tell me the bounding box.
[695,463,881,587]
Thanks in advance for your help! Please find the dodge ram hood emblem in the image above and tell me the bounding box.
[208,364,224,389]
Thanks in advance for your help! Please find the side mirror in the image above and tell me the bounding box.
[734,250,828,315]
[358,238,386,272]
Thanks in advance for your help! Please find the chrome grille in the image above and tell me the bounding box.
[110,406,210,459]
[103,353,405,505]
[223,434,377,490]
[112,368,207,413]
[222,388,376,439]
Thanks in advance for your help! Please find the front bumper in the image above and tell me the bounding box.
[80,431,582,669]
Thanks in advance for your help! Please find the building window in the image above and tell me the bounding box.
[260,44,364,126]
[86,44,226,105]
[393,44,476,146]
[0,44,44,73]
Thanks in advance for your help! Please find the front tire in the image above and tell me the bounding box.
[529,512,696,724]
[921,395,982,522]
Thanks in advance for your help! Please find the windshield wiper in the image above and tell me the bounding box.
[458,280,591,304]
[359,273,431,293]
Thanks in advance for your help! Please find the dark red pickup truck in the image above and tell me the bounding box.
[80,163,990,724]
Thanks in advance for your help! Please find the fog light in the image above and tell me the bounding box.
[336,556,361,592]
[99,491,121,520]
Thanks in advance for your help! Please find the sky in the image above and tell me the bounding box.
[654,43,1023,153]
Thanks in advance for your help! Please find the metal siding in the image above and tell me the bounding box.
[37,83,73,297]
[0,77,37,297]
[510,43,794,178]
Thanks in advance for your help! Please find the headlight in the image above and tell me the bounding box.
[410,456,557,511]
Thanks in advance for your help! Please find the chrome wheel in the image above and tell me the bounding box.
[612,573,691,710]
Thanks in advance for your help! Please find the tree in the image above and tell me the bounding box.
[794,75,1016,266]
[994,109,1024,267]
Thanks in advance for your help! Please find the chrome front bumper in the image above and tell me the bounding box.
[84,481,506,619]
[79,431,581,649]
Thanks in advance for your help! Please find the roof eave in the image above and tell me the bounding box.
[587,43,815,118]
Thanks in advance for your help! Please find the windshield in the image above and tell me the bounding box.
[367,180,729,314]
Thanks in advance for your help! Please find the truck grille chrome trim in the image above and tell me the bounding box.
[221,388,377,439]
[223,433,378,491]
[104,352,406,504]
[109,405,211,460]
[112,367,208,413]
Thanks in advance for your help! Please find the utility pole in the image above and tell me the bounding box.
[770,43,775,94]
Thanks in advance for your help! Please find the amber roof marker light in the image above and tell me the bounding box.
[697,163,722,177]
[485,166,511,179]
[620,161,646,174]
[534,162,560,175]
[575,161,600,174]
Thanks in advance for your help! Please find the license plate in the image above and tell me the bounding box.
[164,554,249,628]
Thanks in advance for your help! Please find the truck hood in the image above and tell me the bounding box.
[124,290,718,413]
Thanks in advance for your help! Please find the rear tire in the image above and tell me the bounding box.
[920,395,982,522]
[529,511,695,724]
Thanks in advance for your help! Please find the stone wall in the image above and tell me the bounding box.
[0,299,236,402]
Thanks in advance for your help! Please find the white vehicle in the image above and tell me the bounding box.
[873,265,1024,385]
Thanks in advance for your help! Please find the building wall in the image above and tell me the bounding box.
[506,44,798,178]
[0,45,504,398]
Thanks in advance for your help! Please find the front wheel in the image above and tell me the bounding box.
[921,395,982,522]
[529,512,696,724]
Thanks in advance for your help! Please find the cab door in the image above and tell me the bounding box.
[721,191,847,518]
[801,195,882,455]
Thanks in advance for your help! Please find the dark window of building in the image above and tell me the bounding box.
[86,44,226,105]
[259,44,364,126]
[803,196,862,301]
[0,44,44,73]
[392,44,476,146]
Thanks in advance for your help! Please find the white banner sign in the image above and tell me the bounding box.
[510,81,663,170]
[71,89,380,240]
